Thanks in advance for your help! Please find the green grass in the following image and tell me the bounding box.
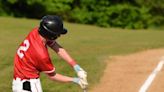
[1,17,164,92]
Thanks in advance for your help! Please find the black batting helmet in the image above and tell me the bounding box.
[39,15,67,40]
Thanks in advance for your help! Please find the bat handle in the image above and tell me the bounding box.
[83,88,87,92]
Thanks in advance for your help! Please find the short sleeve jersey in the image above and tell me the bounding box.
[13,27,55,79]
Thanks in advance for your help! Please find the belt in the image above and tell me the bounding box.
[14,76,39,80]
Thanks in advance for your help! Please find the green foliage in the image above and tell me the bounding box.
[69,0,163,29]
[0,2,4,15]
[43,0,73,17]
[70,3,154,29]
[70,7,92,24]
[7,0,17,4]
[136,0,164,27]
[0,1,8,16]
[0,0,163,29]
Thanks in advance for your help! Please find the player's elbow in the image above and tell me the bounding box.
[46,72,57,81]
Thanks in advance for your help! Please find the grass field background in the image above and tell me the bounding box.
[0,17,164,92]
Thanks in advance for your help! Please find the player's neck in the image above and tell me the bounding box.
[39,35,46,45]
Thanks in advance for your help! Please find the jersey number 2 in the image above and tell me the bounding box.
[17,40,30,58]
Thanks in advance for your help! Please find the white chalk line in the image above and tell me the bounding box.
[139,60,164,92]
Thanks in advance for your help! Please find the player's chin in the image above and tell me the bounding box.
[46,37,58,41]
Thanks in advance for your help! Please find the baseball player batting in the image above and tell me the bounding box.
[12,15,88,92]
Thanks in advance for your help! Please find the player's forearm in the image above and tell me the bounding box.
[56,48,77,66]
[50,42,77,66]
[49,73,74,82]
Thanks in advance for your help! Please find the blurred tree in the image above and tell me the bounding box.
[42,0,73,19]
[136,0,164,26]
[0,0,163,29]
[5,0,45,18]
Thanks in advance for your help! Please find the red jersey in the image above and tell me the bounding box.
[14,27,55,79]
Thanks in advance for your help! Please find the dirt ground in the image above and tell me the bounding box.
[90,48,164,92]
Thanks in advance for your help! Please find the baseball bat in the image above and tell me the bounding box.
[83,88,87,92]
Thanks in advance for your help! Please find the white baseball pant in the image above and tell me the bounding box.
[12,77,43,92]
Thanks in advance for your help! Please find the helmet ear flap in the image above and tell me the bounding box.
[61,28,67,34]
[39,27,58,40]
